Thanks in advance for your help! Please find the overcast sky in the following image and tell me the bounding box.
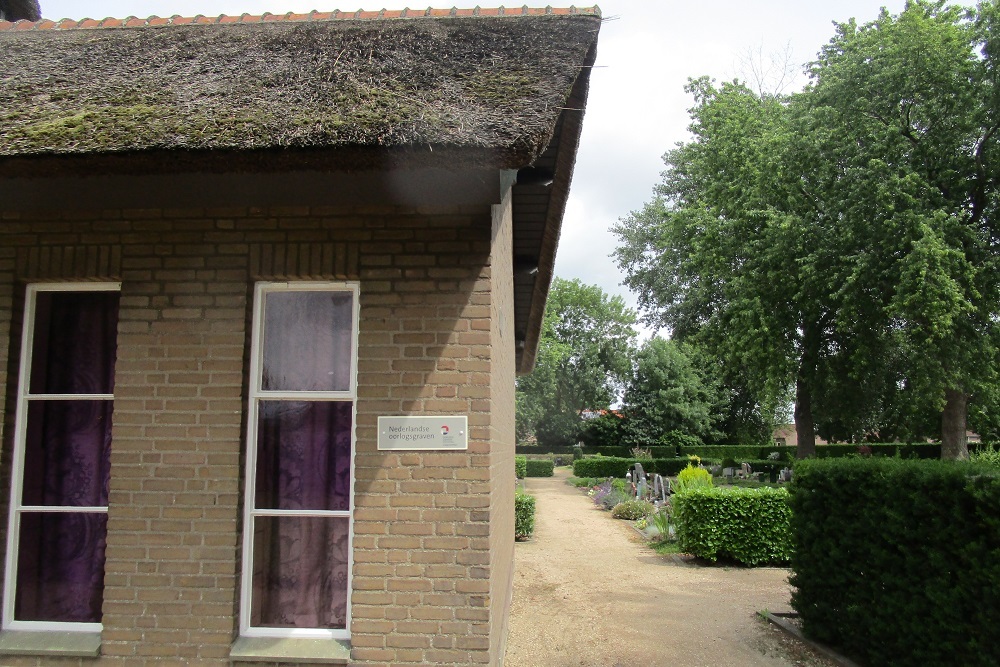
[39,0,956,328]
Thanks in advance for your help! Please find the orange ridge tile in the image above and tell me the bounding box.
[2,7,601,31]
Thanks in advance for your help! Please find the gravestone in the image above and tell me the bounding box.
[651,473,669,503]
[627,462,647,499]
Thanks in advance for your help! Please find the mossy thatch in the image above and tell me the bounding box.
[0,14,600,169]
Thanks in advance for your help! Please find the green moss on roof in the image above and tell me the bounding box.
[0,15,599,165]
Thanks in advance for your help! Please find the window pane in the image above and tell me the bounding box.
[22,400,113,507]
[15,512,107,623]
[250,516,349,629]
[261,291,353,392]
[29,291,120,395]
[255,401,352,511]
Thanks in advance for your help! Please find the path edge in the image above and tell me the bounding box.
[761,612,863,667]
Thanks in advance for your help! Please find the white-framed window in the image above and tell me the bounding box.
[239,282,359,639]
[3,283,121,632]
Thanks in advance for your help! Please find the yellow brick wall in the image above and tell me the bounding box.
[0,197,509,666]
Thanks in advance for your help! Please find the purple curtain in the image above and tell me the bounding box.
[30,291,118,395]
[250,516,350,629]
[15,290,118,624]
[255,401,352,512]
[15,513,107,623]
[251,290,354,629]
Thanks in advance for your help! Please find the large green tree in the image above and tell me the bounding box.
[516,277,637,448]
[615,1,1000,459]
[804,0,1000,458]
[614,77,836,456]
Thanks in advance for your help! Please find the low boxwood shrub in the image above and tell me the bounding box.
[790,458,1000,666]
[525,459,554,477]
[514,455,526,479]
[610,499,654,520]
[674,464,713,493]
[673,486,791,565]
[514,490,535,540]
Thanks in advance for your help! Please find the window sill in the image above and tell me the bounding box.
[230,636,350,664]
[0,630,101,658]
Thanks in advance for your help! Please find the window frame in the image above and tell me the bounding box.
[2,282,121,633]
[239,281,359,640]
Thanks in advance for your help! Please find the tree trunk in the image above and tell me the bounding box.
[940,388,969,460]
[794,321,821,459]
[795,376,816,459]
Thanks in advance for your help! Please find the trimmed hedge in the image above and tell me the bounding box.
[514,455,526,479]
[790,458,1000,666]
[673,487,791,565]
[525,459,554,477]
[679,442,945,461]
[514,491,535,540]
[572,457,694,478]
[586,446,679,458]
[515,445,574,455]
[680,444,792,461]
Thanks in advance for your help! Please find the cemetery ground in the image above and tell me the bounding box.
[503,467,839,667]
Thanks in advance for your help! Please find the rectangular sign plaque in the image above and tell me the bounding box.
[377,415,468,451]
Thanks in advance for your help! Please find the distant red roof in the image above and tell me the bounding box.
[0,6,599,31]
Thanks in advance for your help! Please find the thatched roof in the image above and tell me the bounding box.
[0,8,601,174]
[1,7,601,373]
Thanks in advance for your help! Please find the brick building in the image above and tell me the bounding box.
[0,8,600,665]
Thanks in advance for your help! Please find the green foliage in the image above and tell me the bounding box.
[622,338,722,445]
[516,278,638,449]
[680,444,790,461]
[525,459,554,477]
[650,507,671,536]
[610,499,655,520]
[970,443,1000,468]
[578,445,677,459]
[533,412,583,451]
[571,445,584,461]
[679,442,945,461]
[674,464,713,493]
[790,457,1000,666]
[514,455,527,479]
[578,413,625,449]
[614,0,1000,456]
[659,430,702,450]
[568,476,600,488]
[673,487,792,565]
[514,491,536,540]
[572,457,696,478]
[590,478,629,510]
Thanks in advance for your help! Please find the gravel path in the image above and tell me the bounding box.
[502,468,839,667]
